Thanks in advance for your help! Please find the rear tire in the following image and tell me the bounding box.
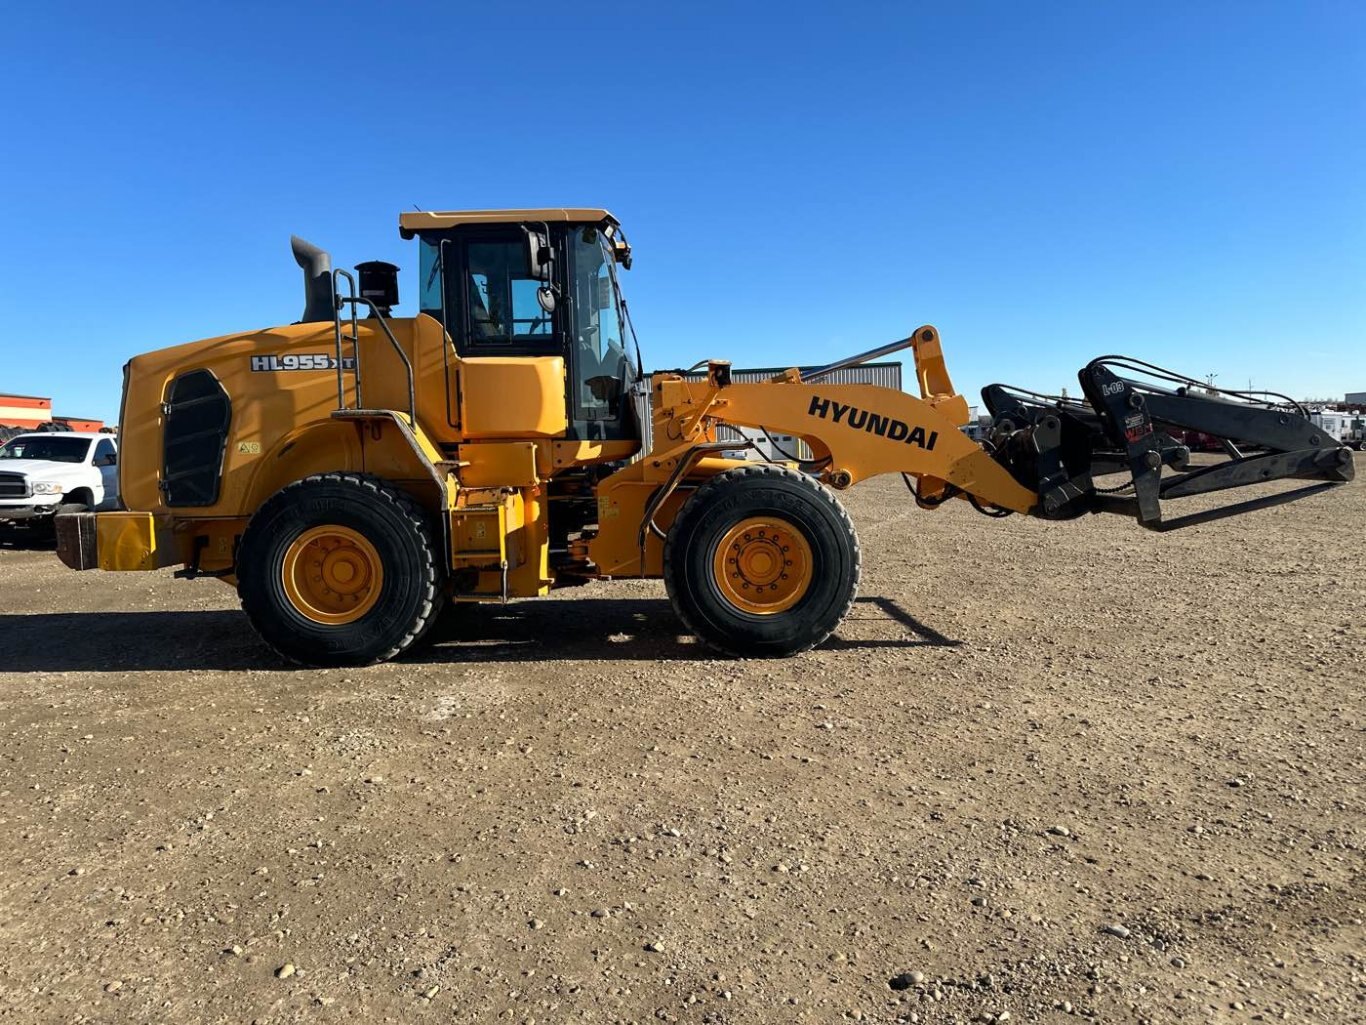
[664,464,860,657]
[237,472,443,667]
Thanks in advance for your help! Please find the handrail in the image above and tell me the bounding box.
[332,269,362,409]
[331,273,415,426]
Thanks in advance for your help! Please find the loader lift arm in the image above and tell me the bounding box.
[647,326,1041,515]
[646,327,1353,537]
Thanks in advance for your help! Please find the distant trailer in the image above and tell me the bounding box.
[1312,410,1351,441]
[1311,409,1366,450]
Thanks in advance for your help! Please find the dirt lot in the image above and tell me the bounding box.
[1,466,1363,1025]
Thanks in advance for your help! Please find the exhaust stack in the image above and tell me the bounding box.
[290,236,334,323]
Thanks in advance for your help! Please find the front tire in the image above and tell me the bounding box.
[664,464,860,657]
[237,472,442,667]
[44,494,93,539]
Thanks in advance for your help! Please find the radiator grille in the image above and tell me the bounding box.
[161,369,231,507]
[0,472,28,499]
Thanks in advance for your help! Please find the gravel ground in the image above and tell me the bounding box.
[0,462,1363,1024]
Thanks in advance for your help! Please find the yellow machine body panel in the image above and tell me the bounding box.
[106,308,572,594]
[450,490,520,566]
[400,208,615,234]
[550,439,640,471]
[459,441,541,489]
[115,315,574,513]
[119,317,443,515]
[589,455,748,577]
[94,511,176,571]
[459,357,568,439]
[448,486,554,600]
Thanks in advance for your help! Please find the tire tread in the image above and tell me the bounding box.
[238,472,442,666]
[663,464,860,657]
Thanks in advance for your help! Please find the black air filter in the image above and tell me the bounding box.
[356,261,399,316]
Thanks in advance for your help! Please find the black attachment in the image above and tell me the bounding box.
[983,359,1354,531]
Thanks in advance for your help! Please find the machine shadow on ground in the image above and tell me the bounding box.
[0,598,957,673]
[0,534,55,551]
[416,595,958,663]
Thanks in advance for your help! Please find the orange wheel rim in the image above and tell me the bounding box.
[712,516,813,615]
[281,525,384,625]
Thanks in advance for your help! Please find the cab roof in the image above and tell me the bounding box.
[399,208,617,239]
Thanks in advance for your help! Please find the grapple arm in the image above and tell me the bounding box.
[984,357,1355,530]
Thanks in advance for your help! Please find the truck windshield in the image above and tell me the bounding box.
[570,226,637,420]
[0,436,92,462]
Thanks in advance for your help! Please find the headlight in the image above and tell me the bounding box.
[31,482,64,495]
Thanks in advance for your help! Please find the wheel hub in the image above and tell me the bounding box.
[712,517,813,615]
[281,525,384,625]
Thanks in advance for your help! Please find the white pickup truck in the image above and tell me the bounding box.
[0,431,120,535]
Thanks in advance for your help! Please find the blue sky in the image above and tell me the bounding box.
[2,1,1362,422]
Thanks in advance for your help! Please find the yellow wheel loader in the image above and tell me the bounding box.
[56,209,1356,665]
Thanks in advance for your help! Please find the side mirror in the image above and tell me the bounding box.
[524,228,553,283]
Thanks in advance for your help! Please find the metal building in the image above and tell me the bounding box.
[682,361,903,391]
[0,393,53,429]
[0,393,105,433]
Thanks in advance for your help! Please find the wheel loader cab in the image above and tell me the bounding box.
[407,210,641,444]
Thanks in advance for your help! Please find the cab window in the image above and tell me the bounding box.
[419,233,559,355]
[569,227,632,420]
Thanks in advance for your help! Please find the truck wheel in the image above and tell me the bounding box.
[664,464,860,657]
[42,494,93,538]
[237,472,443,667]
